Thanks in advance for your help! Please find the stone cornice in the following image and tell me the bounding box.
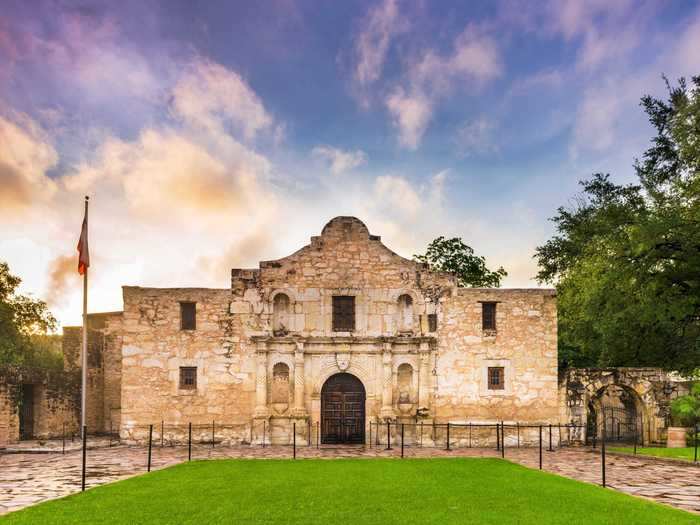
[250,334,437,352]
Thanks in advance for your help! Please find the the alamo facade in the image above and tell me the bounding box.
[56,217,560,445]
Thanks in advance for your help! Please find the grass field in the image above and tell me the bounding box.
[2,458,698,524]
[609,446,698,462]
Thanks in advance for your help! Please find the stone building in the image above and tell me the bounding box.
[111,216,559,444]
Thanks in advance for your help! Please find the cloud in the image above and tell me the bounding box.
[455,117,498,157]
[385,25,502,149]
[172,60,274,140]
[46,254,78,306]
[385,89,432,150]
[312,145,367,175]
[352,0,406,96]
[0,114,58,211]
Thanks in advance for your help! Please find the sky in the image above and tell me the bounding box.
[1,0,700,328]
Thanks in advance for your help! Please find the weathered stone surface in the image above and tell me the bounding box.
[113,217,559,444]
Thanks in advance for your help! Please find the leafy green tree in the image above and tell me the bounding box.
[671,383,700,429]
[535,77,700,373]
[0,261,57,367]
[414,236,507,287]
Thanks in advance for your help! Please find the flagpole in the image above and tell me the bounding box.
[81,196,89,432]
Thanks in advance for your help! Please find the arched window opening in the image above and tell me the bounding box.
[271,363,290,404]
[397,363,413,404]
[397,294,414,333]
[273,293,290,335]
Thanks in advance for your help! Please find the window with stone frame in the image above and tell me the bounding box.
[180,302,196,330]
[332,295,355,331]
[481,302,497,331]
[427,313,438,332]
[487,366,504,390]
[179,366,197,390]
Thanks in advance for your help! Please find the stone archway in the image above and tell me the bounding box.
[321,373,366,444]
[562,368,690,445]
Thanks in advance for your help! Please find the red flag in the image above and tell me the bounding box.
[77,203,89,275]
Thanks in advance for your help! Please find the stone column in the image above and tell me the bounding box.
[254,341,269,418]
[380,342,395,419]
[418,341,431,413]
[292,341,307,417]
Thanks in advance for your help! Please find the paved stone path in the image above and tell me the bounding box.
[1,444,698,516]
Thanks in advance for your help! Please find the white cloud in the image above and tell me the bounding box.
[312,145,367,175]
[172,60,273,140]
[0,113,58,212]
[353,0,406,91]
[385,89,432,150]
[385,25,502,149]
[455,117,498,157]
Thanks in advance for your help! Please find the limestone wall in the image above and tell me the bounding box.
[119,287,255,441]
[117,217,559,444]
[434,288,558,423]
[62,311,123,434]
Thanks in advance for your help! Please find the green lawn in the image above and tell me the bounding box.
[2,458,698,524]
[609,446,698,462]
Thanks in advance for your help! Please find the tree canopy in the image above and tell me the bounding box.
[0,261,58,367]
[535,77,700,374]
[414,236,507,288]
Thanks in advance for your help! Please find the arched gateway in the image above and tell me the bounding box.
[321,373,366,444]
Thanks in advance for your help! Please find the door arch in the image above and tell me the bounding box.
[321,373,366,444]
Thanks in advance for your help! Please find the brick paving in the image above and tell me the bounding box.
[1,443,698,516]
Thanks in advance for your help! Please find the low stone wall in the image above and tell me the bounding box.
[0,367,79,445]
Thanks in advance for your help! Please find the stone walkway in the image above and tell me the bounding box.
[1,444,698,516]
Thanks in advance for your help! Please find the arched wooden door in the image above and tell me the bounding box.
[321,373,366,444]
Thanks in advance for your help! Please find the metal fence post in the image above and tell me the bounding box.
[147,424,153,472]
[212,420,215,448]
[263,420,266,449]
[369,421,373,448]
[316,421,320,449]
[601,418,606,488]
[496,422,500,451]
[468,422,472,448]
[548,423,553,451]
[161,420,164,448]
[516,422,520,448]
[81,425,87,491]
[308,420,311,447]
[501,422,505,458]
[446,422,451,451]
[293,422,296,459]
[633,421,638,455]
[188,422,192,461]
[386,420,392,450]
[400,424,405,458]
[538,425,542,470]
[62,423,66,455]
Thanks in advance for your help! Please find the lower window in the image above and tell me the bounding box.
[179,366,197,390]
[487,366,504,390]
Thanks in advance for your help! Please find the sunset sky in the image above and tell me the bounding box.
[1,0,699,328]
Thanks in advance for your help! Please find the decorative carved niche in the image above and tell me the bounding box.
[271,362,290,406]
[272,293,290,336]
[397,294,414,334]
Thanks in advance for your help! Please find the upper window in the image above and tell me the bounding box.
[487,366,504,390]
[332,296,355,331]
[179,366,197,390]
[180,302,196,330]
[482,302,497,331]
[427,313,438,332]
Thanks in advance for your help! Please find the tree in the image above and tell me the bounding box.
[414,236,507,287]
[535,76,700,373]
[0,261,57,367]
[671,383,700,429]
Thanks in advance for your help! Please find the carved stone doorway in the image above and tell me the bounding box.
[321,373,365,444]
